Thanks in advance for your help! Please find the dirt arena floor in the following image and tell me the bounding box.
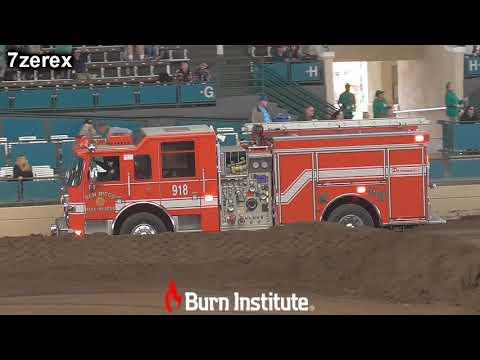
[1,217,480,314]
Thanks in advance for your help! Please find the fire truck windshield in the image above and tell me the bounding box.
[66,157,84,187]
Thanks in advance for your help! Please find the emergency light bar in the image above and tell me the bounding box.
[242,118,430,132]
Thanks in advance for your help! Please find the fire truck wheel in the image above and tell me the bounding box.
[327,204,374,228]
[119,212,168,235]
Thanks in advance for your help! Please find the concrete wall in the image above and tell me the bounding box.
[464,77,480,100]
[329,45,425,62]
[430,184,480,219]
[0,205,62,237]
[397,46,464,111]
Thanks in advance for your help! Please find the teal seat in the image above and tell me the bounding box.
[0,91,9,110]
[0,181,19,203]
[22,179,61,202]
[13,89,55,109]
[50,118,84,137]
[139,84,177,105]
[56,88,93,109]
[4,118,46,140]
[62,142,75,170]
[12,143,57,168]
[96,87,135,107]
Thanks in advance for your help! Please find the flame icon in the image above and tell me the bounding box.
[165,280,182,313]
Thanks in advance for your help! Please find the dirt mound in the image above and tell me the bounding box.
[0,221,480,309]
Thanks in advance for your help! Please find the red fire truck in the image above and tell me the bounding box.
[51,118,444,237]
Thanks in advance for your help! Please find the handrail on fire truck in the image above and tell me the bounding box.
[242,117,430,133]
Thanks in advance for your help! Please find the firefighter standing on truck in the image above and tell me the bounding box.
[338,83,356,119]
[373,90,391,118]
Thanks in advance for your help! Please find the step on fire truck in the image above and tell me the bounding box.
[51,118,444,237]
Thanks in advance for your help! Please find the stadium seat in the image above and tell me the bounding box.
[22,178,62,202]
[4,119,46,140]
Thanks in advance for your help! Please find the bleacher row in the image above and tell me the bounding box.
[1,45,190,88]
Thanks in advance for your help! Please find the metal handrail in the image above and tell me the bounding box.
[260,65,337,117]
[394,106,446,114]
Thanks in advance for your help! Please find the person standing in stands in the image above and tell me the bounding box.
[272,46,288,62]
[338,83,356,119]
[24,45,42,54]
[299,105,316,121]
[79,119,97,138]
[251,95,272,124]
[13,154,34,202]
[175,62,193,83]
[126,45,145,61]
[144,45,159,59]
[460,105,479,122]
[194,62,211,82]
[13,155,33,179]
[373,90,391,118]
[72,49,89,80]
[445,81,465,122]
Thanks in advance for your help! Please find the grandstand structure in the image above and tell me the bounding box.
[0,45,333,206]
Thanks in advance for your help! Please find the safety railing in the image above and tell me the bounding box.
[259,64,337,118]
[216,57,337,119]
[0,82,217,111]
[393,106,480,185]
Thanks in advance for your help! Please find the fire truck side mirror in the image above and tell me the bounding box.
[89,163,98,193]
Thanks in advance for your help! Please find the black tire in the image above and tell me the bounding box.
[119,212,167,235]
[327,204,374,227]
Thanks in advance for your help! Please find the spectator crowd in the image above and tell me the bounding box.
[250,82,397,124]
[270,45,319,63]
[0,45,213,84]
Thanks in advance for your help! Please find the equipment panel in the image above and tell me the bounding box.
[219,148,273,230]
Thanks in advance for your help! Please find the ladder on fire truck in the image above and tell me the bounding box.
[242,117,430,132]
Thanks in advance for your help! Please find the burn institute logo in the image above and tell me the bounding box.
[164,280,182,313]
[162,280,313,313]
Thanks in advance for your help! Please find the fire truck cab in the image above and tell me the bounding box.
[51,118,444,237]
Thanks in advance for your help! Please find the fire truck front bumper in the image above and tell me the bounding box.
[427,213,447,224]
[50,217,74,236]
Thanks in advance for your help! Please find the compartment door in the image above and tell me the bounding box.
[277,153,315,224]
[388,148,426,220]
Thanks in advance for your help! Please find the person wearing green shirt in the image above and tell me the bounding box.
[445,81,464,121]
[338,83,356,119]
[373,90,391,118]
[54,45,73,55]
[444,81,466,152]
